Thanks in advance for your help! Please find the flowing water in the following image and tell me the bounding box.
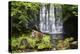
[40,4,63,46]
[40,4,63,35]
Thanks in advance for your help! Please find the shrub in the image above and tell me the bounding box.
[37,43,45,49]
[11,34,53,51]
[56,37,76,50]
[37,42,52,49]
[27,37,37,48]
[11,38,19,50]
[37,35,52,49]
[18,35,28,49]
[42,35,51,43]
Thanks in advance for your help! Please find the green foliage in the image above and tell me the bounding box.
[11,38,19,50]
[18,36,28,49]
[37,35,52,49]
[37,43,46,49]
[62,4,78,22]
[27,37,37,48]
[11,33,77,52]
[56,37,75,50]
[10,1,78,36]
[63,5,78,16]
[11,34,28,50]
[11,33,52,51]
[10,1,40,35]
[9,2,78,52]
[37,42,52,49]
[42,35,51,43]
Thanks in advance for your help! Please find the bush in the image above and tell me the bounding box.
[56,37,76,50]
[42,35,51,43]
[11,38,19,50]
[27,37,37,48]
[11,34,53,51]
[37,42,52,49]
[18,36,28,49]
[37,35,52,49]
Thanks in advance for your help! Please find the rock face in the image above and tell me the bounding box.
[63,16,78,41]
[31,30,43,39]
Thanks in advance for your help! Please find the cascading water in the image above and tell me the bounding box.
[40,4,63,43]
[40,4,63,34]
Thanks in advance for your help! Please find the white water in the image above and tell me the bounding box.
[40,4,63,34]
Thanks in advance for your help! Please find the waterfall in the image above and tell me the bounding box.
[40,4,63,34]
